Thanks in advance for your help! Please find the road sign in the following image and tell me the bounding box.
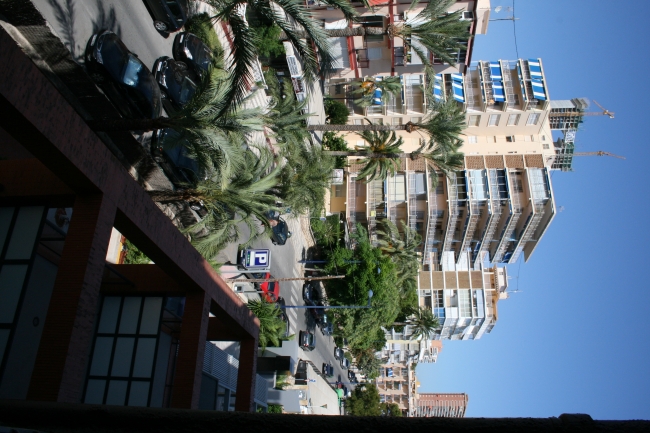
[239,248,271,271]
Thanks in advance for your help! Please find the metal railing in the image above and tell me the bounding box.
[423,168,441,266]
[457,198,480,265]
[408,172,418,231]
[500,60,517,109]
[508,208,544,263]
[347,175,358,238]
[492,175,523,263]
[441,172,460,258]
[464,68,482,111]
[368,179,384,244]
[474,170,504,266]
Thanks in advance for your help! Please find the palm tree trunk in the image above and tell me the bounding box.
[323,151,406,159]
[307,122,417,133]
[147,190,200,203]
[279,26,383,40]
[86,117,173,132]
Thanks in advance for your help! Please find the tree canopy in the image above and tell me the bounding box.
[346,384,381,416]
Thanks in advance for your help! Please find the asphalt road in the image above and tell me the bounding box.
[32,0,176,79]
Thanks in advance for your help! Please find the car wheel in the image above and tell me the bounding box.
[154,21,168,32]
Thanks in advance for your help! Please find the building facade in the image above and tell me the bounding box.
[414,392,469,417]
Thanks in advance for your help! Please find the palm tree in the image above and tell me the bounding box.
[306,96,466,151]
[321,119,465,187]
[352,76,403,108]
[203,0,357,110]
[392,308,439,340]
[375,219,422,283]
[148,148,284,260]
[263,70,311,147]
[282,0,469,70]
[247,298,294,351]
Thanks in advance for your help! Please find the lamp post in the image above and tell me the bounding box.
[281,290,374,309]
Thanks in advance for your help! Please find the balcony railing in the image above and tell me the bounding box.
[473,170,504,266]
[356,49,369,68]
[464,68,482,111]
[367,179,384,245]
[423,168,441,266]
[492,176,523,263]
[500,60,517,109]
[508,208,544,263]
[457,198,480,265]
[441,172,460,258]
[408,172,418,232]
[347,175,358,240]
[394,47,405,67]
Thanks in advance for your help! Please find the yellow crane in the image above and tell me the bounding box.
[592,100,615,118]
[572,151,625,160]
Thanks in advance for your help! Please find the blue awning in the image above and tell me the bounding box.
[528,58,543,79]
[451,73,463,82]
[492,80,505,101]
[489,62,502,80]
[433,74,443,100]
[373,88,383,105]
[452,81,464,102]
[531,79,546,100]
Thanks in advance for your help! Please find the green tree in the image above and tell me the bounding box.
[205,0,357,109]
[393,308,440,340]
[147,149,283,261]
[324,98,350,125]
[322,132,350,169]
[375,219,421,284]
[353,347,383,380]
[122,239,150,264]
[263,70,310,147]
[380,403,403,417]
[352,76,403,108]
[247,298,294,351]
[346,384,381,416]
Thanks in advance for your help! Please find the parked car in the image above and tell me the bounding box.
[322,362,334,377]
[85,31,161,120]
[320,320,333,336]
[340,357,350,370]
[307,299,326,324]
[302,281,319,303]
[334,347,344,361]
[255,272,279,302]
[143,0,188,32]
[299,330,315,351]
[153,56,198,113]
[173,32,213,79]
[347,370,356,381]
[151,128,203,185]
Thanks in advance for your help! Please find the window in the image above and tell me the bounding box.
[467,136,477,144]
[392,117,403,125]
[372,118,384,125]
[507,114,520,126]
[410,117,422,124]
[526,113,540,125]
[356,140,365,148]
[353,118,363,125]
[367,48,383,60]
[460,11,474,20]
[468,115,480,127]
[542,135,546,141]
[505,136,515,142]
[488,114,501,126]
[543,143,550,150]
[334,185,344,197]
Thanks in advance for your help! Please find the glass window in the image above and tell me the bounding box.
[89,336,114,376]
[526,113,540,125]
[84,379,106,404]
[132,338,156,377]
[410,117,422,124]
[5,206,44,260]
[468,115,480,127]
[506,136,515,142]
[119,297,142,334]
[467,136,477,144]
[488,114,500,126]
[543,143,550,150]
[111,337,135,376]
[98,297,121,334]
[106,380,128,405]
[0,265,29,324]
[140,297,163,334]
[0,207,14,249]
[507,114,520,126]
[0,329,10,366]
[128,381,150,407]
[392,117,403,125]
[122,55,144,87]
[334,185,344,197]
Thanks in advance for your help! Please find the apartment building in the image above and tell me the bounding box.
[414,393,469,417]
[375,356,416,415]
[311,0,490,124]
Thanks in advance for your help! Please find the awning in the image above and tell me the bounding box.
[489,62,502,80]
[531,79,546,100]
[433,74,443,100]
[492,80,505,102]
[368,0,390,4]
[452,80,465,102]
[528,58,543,79]
[373,88,383,105]
[451,73,463,82]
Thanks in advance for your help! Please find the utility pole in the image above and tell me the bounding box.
[226,275,346,284]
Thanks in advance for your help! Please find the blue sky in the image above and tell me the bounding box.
[417,0,650,420]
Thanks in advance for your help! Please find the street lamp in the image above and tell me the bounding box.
[281,290,374,309]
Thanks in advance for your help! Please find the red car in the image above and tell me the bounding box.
[255,272,280,302]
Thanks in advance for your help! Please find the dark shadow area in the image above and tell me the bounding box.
[90,0,122,38]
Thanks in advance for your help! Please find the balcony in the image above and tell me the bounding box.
[423,168,443,267]
[394,46,405,67]
[492,172,525,263]
[367,179,385,245]
[347,175,358,241]
[402,74,426,114]
[440,172,460,260]
[473,170,506,267]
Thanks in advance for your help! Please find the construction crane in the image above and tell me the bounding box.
[572,151,625,160]
[548,100,615,118]
[592,100,615,118]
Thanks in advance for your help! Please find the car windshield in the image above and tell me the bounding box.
[122,54,144,86]
[178,77,197,104]
[167,1,182,17]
